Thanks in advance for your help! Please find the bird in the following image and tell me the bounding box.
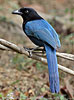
[12,7,61,93]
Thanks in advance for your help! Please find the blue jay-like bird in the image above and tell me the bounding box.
[12,8,61,93]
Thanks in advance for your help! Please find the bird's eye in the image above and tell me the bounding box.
[25,10,29,14]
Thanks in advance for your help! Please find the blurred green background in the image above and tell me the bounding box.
[0,0,74,99]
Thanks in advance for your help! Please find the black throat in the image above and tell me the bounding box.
[23,15,43,26]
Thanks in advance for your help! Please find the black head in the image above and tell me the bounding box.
[12,7,43,23]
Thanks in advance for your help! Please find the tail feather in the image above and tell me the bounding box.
[44,44,60,93]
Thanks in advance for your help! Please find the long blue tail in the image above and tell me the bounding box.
[44,44,60,93]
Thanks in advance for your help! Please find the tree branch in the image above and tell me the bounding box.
[56,52,74,61]
[0,38,74,76]
[33,51,74,61]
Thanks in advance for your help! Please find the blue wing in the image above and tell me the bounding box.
[25,19,61,49]
[31,28,58,49]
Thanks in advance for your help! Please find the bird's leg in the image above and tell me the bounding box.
[24,46,45,57]
[24,46,32,57]
[23,46,40,57]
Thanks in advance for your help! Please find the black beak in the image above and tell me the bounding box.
[12,10,22,15]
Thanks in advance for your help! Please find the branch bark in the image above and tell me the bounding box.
[0,39,74,76]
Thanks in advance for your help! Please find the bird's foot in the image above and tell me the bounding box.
[28,50,32,57]
[24,47,33,57]
[24,46,45,57]
[24,46,40,57]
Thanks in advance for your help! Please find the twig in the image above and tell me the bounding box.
[0,44,10,50]
[33,51,74,61]
[0,38,74,76]
[56,52,74,61]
